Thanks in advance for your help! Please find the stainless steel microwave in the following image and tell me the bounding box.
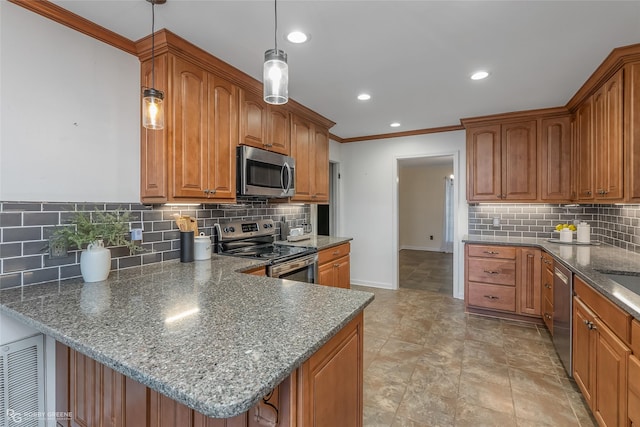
[237,146,295,197]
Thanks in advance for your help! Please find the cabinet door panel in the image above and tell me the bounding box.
[290,115,313,201]
[336,255,351,289]
[141,55,168,202]
[467,125,501,201]
[519,247,541,316]
[172,56,208,198]
[573,297,596,409]
[208,75,237,200]
[629,355,640,426]
[239,90,266,149]
[601,71,624,200]
[314,126,330,202]
[502,121,537,200]
[317,262,334,287]
[594,316,630,427]
[626,62,640,202]
[266,107,290,155]
[576,99,594,200]
[540,116,572,201]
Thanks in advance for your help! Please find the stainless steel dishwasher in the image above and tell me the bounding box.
[552,262,573,377]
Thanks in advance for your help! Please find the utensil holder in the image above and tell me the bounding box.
[180,231,194,262]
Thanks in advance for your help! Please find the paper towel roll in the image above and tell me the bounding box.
[577,222,590,243]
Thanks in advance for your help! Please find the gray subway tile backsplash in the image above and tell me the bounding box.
[0,200,310,289]
[468,203,640,253]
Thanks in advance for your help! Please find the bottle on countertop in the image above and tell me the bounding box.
[577,222,591,244]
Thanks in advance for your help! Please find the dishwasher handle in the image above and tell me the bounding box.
[555,267,569,285]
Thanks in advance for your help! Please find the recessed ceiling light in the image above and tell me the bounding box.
[286,31,309,44]
[357,93,371,101]
[390,122,401,128]
[471,71,489,80]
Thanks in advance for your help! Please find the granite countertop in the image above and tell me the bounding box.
[463,235,640,320]
[275,235,352,250]
[0,255,374,418]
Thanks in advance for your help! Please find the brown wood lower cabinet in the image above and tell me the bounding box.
[464,244,541,321]
[317,243,351,289]
[629,354,640,426]
[573,276,632,427]
[56,313,363,427]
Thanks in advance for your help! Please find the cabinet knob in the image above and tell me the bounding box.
[544,283,551,289]
[333,263,340,268]
[586,191,592,196]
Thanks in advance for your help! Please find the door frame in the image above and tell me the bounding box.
[392,151,463,299]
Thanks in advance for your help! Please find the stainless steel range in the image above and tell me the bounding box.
[215,219,317,283]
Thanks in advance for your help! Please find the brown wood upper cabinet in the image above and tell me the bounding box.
[140,53,237,203]
[290,114,329,203]
[540,116,572,201]
[624,62,640,202]
[239,89,291,155]
[466,120,537,202]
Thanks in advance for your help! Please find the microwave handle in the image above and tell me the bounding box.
[281,162,292,193]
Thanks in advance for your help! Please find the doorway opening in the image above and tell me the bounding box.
[397,155,455,295]
[317,161,339,236]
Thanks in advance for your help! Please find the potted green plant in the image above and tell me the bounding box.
[50,209,141,282]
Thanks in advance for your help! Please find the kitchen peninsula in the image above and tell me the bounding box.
[0,255,374,425]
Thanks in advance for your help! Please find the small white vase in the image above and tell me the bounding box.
[80,240,111,282]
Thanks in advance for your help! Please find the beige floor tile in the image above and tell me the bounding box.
[423,335,465,357]
[454,401,517,427]
[367,355,416,383]
[396,385,456,426]
[391,417,432,427]
[378,339,425,364]
[511,387,578,426]
[505,350,555,375]
[462,340,507,366]
[457,376,515,415]
[407,364,461,399]
[502,322,546,341]
[508,366,564,396]
[363,404,396,427]
[390,324,431,345]
[464,325,504,346]
[503,334,555,357]
[364,371,408,414]
[460,359,510,387]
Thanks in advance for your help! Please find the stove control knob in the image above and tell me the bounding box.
[264,223,270,228]
[229,226,235,232]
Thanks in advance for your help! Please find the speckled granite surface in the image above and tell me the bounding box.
[0,255,374,418]
[463,235,640,320]
[275,235,352,250]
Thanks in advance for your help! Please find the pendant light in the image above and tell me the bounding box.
[263,0,288,105]
[142,0,165,130]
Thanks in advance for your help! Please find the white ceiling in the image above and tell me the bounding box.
[51,0,640,139]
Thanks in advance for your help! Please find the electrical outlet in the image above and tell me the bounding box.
[48,237,68,258]
[130,228,143,241]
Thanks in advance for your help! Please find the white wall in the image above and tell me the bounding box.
[399,164,453,251]
[337,131,468,297]
[0,2,141,202]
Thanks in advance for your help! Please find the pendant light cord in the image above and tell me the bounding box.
[274,0,278,52]
[151,2,156,89]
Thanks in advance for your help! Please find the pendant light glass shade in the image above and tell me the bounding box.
[263,49,288,105]
[142,0,165,130]
[142,88,164,130]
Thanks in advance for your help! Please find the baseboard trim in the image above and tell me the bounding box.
[350,279,393,290]
[399,245,443,252]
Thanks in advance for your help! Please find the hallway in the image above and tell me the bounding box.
[399,250,453,295]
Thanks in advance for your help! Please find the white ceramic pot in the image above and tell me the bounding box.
[80,240,111,282]
[194,232,212,260]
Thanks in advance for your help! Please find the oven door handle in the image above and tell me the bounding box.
[269,253,317,277]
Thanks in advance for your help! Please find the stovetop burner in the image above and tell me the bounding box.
[215,219,315,264]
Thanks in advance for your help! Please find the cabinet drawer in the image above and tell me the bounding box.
[575,275,631,343]
[632,320,640,355]
[629,355,640,425]
[467,258,516,286]
[468,282,516,312]
[318,242,350,265]
[467,245,516,260]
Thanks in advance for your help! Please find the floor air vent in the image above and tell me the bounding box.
[0,334,45,427]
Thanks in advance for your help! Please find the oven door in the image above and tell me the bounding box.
[268,253,317,284]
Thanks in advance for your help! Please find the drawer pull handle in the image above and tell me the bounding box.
[332,251,340,255]
[483,270,500,275]
[544,313,552,320]
[484,295,499,300]
[483,251,499,255]
[544,283,551,289]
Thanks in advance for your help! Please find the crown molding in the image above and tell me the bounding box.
[336,124,465,144]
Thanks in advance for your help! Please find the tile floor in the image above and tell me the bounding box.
[354,285,598,427]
